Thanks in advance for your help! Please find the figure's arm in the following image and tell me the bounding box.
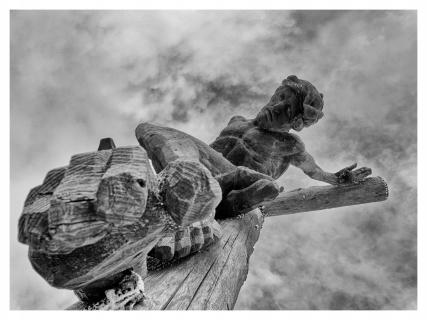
[290,150,340,185]
[289,138,372,185]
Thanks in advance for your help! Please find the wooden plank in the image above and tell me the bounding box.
[186,213,262,310]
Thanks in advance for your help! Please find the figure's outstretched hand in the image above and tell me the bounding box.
[335,163,372,184]
[214,166,280,218]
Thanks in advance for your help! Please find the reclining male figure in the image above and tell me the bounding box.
[137,75,372,220]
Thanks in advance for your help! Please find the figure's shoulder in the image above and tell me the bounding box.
[287,132,306,153]
[218,115,253,138]
[263,131,305,154]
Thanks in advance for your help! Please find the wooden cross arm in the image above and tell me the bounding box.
[263,176,389,217]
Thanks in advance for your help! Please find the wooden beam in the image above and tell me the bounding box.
[68,177,388,310]
[263,177,388,217]
[68,209,264,310]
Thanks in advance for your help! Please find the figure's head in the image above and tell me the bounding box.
[254,75,324,132]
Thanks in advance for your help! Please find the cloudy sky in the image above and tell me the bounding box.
[10,10,416,309]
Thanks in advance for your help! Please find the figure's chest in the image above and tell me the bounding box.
[214,121,301,178]
[241,128,300,159]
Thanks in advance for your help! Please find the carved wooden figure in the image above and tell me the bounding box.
[211,75,372,183]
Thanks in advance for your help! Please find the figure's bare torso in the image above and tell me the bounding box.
[210,116,303,179]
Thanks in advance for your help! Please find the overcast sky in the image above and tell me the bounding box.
[10,10,416,309]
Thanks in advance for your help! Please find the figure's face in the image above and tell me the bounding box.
[254,85,303,132]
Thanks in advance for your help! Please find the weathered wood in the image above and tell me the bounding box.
[263,176,389,217]
[53,150,112,202]
[150,234,176,261]
[98,137,116,151]
[135,123,280,218]
[19,139,229,297]
[21,75,390,310]
[158,160,222,226]
[22,145,176,291]
[96,146,156,226]
[149,219,222,261]
[18,166,67,249]
[136,122,235,176]
[189,222,204,254]
[69,209,264,310]
[47,150,113,254]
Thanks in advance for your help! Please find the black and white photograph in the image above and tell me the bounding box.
[7,5,421,313]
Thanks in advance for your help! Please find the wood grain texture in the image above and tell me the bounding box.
[149,219,222,261]
[159,160,222,226]
[135,123,279,218]
[47,150,113,253]
[53,150,112,202]
[68,209,264,310]
[18,166,67,249]
[263,176,389,217]
[96,146,155,226]
[22,145,177,290]
[135,122,235,176]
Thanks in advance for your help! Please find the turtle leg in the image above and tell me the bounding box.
[148,219,222,263]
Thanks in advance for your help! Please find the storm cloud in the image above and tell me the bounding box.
[10,10,416,309]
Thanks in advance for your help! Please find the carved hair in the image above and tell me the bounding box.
[282,75,324,128]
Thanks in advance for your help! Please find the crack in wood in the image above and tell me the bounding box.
[160,266,195,310]
[185,257,218,310]
[222,234,233,249]
[200,228,242,309]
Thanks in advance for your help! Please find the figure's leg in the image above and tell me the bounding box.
[135,123,201,172]
[135,122,235,175]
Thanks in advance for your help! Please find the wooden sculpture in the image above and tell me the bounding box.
[18,75,389,310]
